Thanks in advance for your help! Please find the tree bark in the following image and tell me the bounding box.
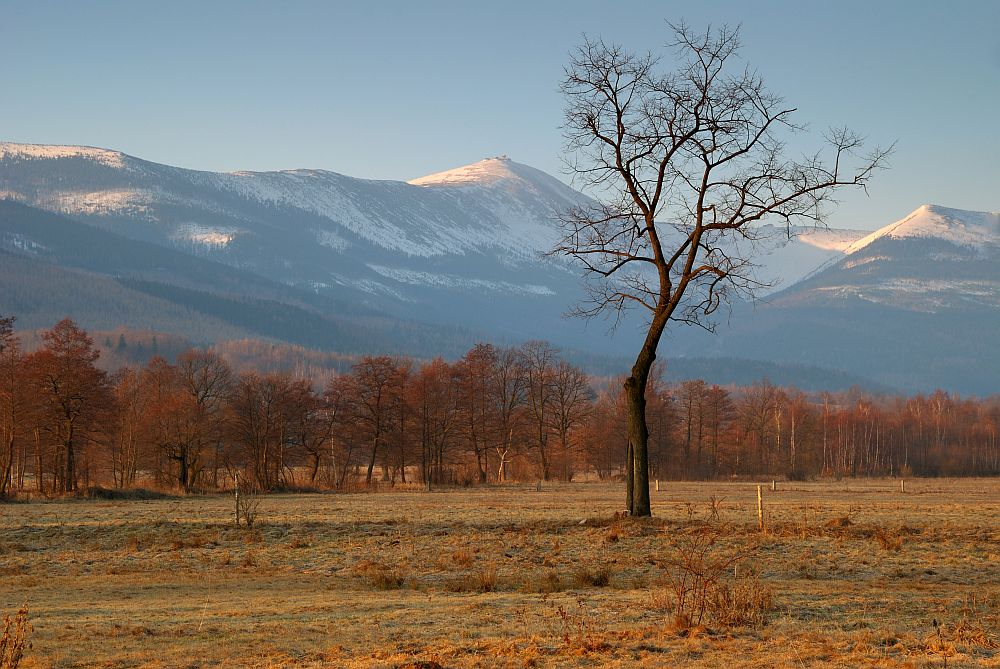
[64,423,76,493]
[624,375,650,516]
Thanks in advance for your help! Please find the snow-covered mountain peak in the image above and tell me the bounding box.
[844,204,1000,254]
[0,141,127,169]
[408,156,520,187]
[409,156,588,217]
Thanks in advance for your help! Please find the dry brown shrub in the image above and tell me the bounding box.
[706,495,725,523]
[286,536,311,549]
[354,561,409,590]
[551,597,611,654]
[447,564,498,593]
[874,527,903,551]
[950,594,1000,649]
[656,530,772,630]
[573,565,612,588]
[519,569,564,594]
[473,564,498,592]
[0,604,31,669]
[234,481,261,528]
[451,549,474,567]
[242,528,263,544]
[708,570,773,628]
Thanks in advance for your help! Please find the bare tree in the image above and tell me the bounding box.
[348,356,404,486]
[25,319,111,493]
[554,23,890,515]
[521,341,558,481]
[547,359,593,481]
[491,347,528,483]
[177,349,233,489]
[0,316,23,496]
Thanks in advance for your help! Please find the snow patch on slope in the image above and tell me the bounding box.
[1,232,47,255]
[368,264,555,295]
[205,169,492,256]
[409,156,587,260]
[42,189,153,215]
[172,223,238,247]
[753,225,868,294]
[796,227,867,252]
[314,228,350,251]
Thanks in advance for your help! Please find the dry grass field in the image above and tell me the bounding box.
[1,479,998,668]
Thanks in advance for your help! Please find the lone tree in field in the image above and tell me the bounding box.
[554,24,889,516]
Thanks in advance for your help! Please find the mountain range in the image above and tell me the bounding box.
[1,141,997,394]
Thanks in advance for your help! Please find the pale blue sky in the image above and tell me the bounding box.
[3,0,998,231]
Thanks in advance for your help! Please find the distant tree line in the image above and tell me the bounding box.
[0,316,997,497]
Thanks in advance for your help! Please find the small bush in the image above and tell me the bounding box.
[446,564,498,593]
[287,536,311,549]
[657,531,772,630]
[355,561,408,590]
[451,549,474,567]
[472,564,499,592]
[708,571,773,628]
[519,569,564,594]
[235,480,261,529]
[874,527,903,551]
[0,604,31,669]
[573,565,612,588]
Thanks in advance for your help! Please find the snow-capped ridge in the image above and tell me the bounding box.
[408,156,519,187]
[844,204,1000,254]
[0,142,586,258]
[0,142,128,169]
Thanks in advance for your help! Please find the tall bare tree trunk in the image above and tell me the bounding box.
[624,333,663,516]
[64,420,76,493]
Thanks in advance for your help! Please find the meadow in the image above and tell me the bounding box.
[1,479,998,668]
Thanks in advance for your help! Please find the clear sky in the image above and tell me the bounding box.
[3,0,998,231]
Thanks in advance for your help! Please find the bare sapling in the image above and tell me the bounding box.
[0,604,30,669]
[233,473,261,529]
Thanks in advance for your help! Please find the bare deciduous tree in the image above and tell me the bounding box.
[554,23,890,515]
[0,317,23,496]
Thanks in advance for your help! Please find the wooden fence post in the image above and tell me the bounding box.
[757,484,765,532]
